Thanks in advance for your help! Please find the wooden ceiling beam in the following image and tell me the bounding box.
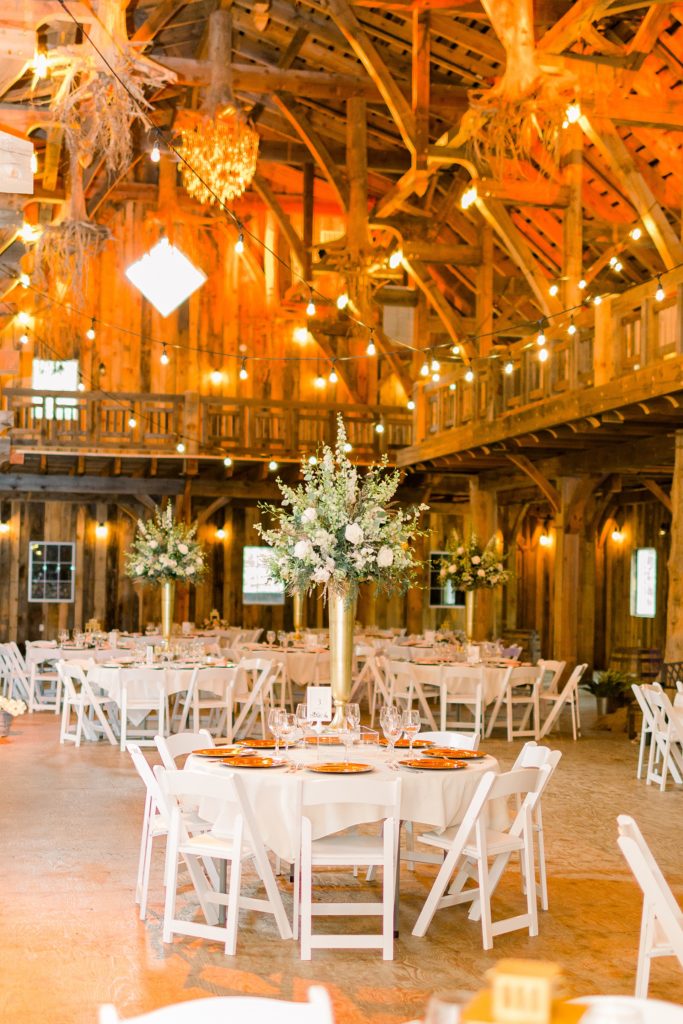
[476,198,557,315]
[403,258,475,361]
[270,94,349,211]
[537,0,617,52]
[476,178,570,207]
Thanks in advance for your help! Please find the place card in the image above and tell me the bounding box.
[307,685,332,722]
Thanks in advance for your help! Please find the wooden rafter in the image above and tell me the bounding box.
[642,477,672,513]
[270,94,349,211]
[403,258,474,362]
[537,0,614,52]
[505,454,561,513]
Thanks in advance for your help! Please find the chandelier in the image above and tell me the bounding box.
[178,107,259,208]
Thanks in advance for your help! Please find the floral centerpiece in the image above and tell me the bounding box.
[0,695,26,737]
[440,532,511,639]
[256,415,427,724]
[125,503,207,642]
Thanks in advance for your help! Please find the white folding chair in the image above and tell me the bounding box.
[154,729,214,770]
[99,986,334,1024]
[642,684,683,791]
[232,658,279,739]
[386,659,437,730]
[160,769,292,955]
[537,659,566,696]
[25,642,60,713]
[3,642,31,702]
[617,813,683,998]
[178,666,237,739]
[485,665,542,741]
[412,765,550,950]
[58,660,118,746]
[438,664,486,736]
[538,662,587,740]
[117,668,167,751]
[294,775,401,960]
[510,742,562,911]
[632,683,656,781]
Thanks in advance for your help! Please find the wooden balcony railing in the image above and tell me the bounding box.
[407,268,683,460]
[3,392,412,463]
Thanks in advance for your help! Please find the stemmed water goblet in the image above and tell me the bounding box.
[266,630,276,647]
[268,707,286,756]
[402,709,421,755]
[279,712,298,762]
[380,705,402,761]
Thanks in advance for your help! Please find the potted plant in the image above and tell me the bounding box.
[581,670,632,716]
[0,695,27,738]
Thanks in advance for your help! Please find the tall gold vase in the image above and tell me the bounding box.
[292,590,304,639]
[161,579,175,645]
[329,582,356,730]
[465,588,476,641]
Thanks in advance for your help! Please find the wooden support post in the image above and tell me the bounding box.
[476,224,494,356]
[551,476,597,671]
[346,97,368,259]
[561,122,583,311]
[468,479,496,640]
[302,161,314,282]
[412,9,430,187]
[665,431,683,661]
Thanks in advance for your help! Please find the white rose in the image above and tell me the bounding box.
[178,543,189,555]
[136,566,144,575]
[345,523,364,545]
[302,508,317,522]
[456,546,464,555]
[471,555,481,565]
[449,563,456,572]
[312,566,331,583]
[377,546,394,568]
[149,540,158,549]
[294,540,312,559]
[186,566,195,574]
[477,568,486,577]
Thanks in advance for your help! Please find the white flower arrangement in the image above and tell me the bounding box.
[0,695,27,717]
[439,532,511,591]
[125,503,207,584]
[255,415,428,597]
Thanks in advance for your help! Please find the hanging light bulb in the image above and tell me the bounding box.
[388,249,403,269]
[430,358,440,373]
[239,359,248,380]
[95,522,108,539]
[223,456,232,467]
[19,272,30,289]
[128,410,137,428]
[549,283,559,297]
[216,527,226,541]
[160,344,170,365]
[451,344,460,356]
[609,255,618,268]
[293,326,308,344]
[460,185,478,210]
[337,293,349,310]
[366,335,377,356]
[328,363,338,384]
[210,368,223,385]
[18,332,29,345]
[343,441,352,453]
[630,226,642,241]
[308,455,318,465]
[565,101,581,124]
[465,369,475,383]
[17,311,30,327]
[449,382,456,391]
[77,374,86,393]
[539,347,549,363]
[234,232,244,255]
[593,294,603,306]
[567,318,577,336]
[150,141,161,164]
[98,362,106,377]
[314,372,326,389]
[268,459,278,472]
[539,530,552,548]
[504,360,514,375]
[614,260,623,272]
[537,322,546,346]
[176,439,186,454]
[86,317,96,341]
[420,360,429,377]
[375,420,385,434]
[306,291,316,317]
[611,525,625,543]
[655,276,665,302]
[578,278,587,290]
[407,399,415,410]
[431,371,440,383]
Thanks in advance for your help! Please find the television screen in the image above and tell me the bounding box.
[242,546,285,605]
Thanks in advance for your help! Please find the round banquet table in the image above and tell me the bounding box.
[244,646,330,686]
[410,661,509,706]
[187,744,500,863]
[88,662,237,705]
[26,644,133,668]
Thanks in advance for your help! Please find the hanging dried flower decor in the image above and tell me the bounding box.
[177,9,259,208]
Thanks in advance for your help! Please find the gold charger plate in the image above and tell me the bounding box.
[192,746,243,758]
[307,762,373,774]
[399,757,468,771]
[426,747,486,760]
[305,735,342,746]
[379,737,433,749]
[239,738,277,749]
[223,756,286,768]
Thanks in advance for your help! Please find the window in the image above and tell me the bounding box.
[29,542,75,603]
[630,547,657,619]
[242,546,284,605]
[31,359,79,421]
[429,551,465,608]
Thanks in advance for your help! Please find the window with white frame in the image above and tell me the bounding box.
[28,541,75,602]
[31,359,79,421]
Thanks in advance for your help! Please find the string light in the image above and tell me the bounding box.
[578,278,587,290]
[17,311,30,327]
[234,232,244,255]
[565,101,581,124]
[430,358,440,373]
[655,276,665,302]
[451,344,460,356]
[549,283,559,297]
[611,525,625,543]
[77,374,85,393]
[465,369,475,383]
[268,459,278,471]
[609,256,618,268]
[420,360,430,377]
[18,332,28,345]
[150,141,160,163]
[98,361,106,377]
[630,227,642,241]
[239,359,248,380]
[539,530,552,548]
[567,317,577,336]
[432,371,440,383]
[20,221,38,244]
[593,294,603,306]
[449,382,456,391]
[328,363,338,384]
[216,527,226,540]
[86,317,96,340]
[210,368,223,385]
[343,442,352,453]
[539,347,549,363]
[537,321,547,346]
[388,249,403,269]
[614,260,623,272]
[308,455,318,465]
[128,409,137,428]
[176,439,186,454]
[33,49,48,79]
[293,326,308,344]
[337,293,349,310]
[19,272,30,289]
[407,399,415,410]
[504,360,514,375]
[314,372,326,389]
[223,456,232,467]
[461,185,478,210]
[160,344,169,365]
[375,419,385,434]
[366,334,377,356]
[306,291,316,317]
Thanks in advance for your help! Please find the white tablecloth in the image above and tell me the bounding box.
[410,663,509,706]
[571,996,683,1023]
[27,645,131,668]
[89,663,237,705]
[187,745,500,862]
[245,646,330,686]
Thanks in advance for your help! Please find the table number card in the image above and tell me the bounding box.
[307,686,332,722]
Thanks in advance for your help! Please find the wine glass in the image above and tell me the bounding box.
[268,707,285,756]
[380,706,402,759]
[295,703,309,745]
[266,630,276,647]
[58,629,68,646]
[424,991,469,1024]
[402,709,421,754]
[279,712,298,762]
[346,702,360,729]
[339,713,357,763]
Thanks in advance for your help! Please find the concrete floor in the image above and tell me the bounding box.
[2,706,682,1024]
